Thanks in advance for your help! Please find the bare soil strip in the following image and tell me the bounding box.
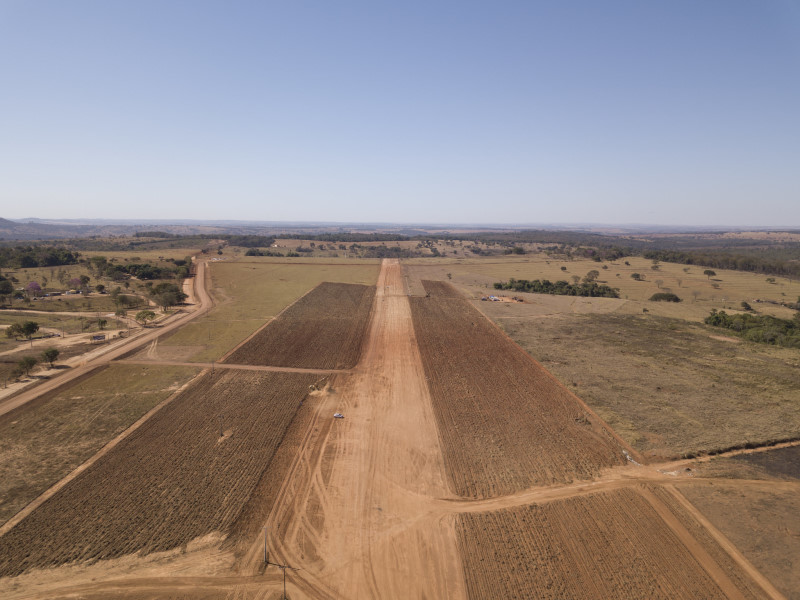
[0,369,317,577]
[409,280,628,498]
[251,259,466,599]
[118,358,349,375]
[223,282,375,370]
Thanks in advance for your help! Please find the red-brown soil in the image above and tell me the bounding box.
[409,280,627,498]
[223,282,375,369]
[456,485,766,600]
[0,369,318,577]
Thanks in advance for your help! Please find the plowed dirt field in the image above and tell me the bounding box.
[223,282,374,369]
[409,280,627,498]
[456,485,767,600]
[0,369,318,577]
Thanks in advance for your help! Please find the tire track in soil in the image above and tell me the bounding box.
[250,259,466,599]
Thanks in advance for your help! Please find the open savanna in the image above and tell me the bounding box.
[6,294,145,314]
[0,364,199,525]
[479,305,800,459]
[405,254,800,320]
[158,259,380,362]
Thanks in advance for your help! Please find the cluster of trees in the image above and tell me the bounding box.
[0,246,79,269]
[704,309,800,348]
[282,233,406,243]
[642,249,800,280]
[244,248,284,257]
[5,348,60,382]
[5,320,40,340]
[649,292,682,302]
[0,275,13,304]
[493,278,620,298]
[86,256,188,281]
[147,282,187,309]
[361,246,417,258]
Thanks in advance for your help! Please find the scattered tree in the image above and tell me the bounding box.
[5,323,24,339]
[18,356,37,376]
[41,347,60,368]
[25,281,42,297]
[98,318,108,330]
[19,321,39,339]
[583,270,600,283]
[135,310,156,327]
[703,269,716,280]
[0,278,13,304]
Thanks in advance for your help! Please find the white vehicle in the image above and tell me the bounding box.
[333,413,344,419]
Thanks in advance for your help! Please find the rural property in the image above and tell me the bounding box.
[0,237,798,599]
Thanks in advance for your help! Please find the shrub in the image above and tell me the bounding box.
[649,293,681,302]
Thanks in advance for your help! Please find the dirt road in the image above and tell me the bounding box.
[250,258,466,598]
[0,261,212,418]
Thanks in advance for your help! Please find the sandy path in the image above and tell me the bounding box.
[253,259,466,599]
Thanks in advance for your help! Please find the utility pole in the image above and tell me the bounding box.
[264,526,268,564]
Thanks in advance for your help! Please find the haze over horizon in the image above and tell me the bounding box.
[1,1,798,227]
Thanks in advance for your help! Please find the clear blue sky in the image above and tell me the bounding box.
[1,1,798,226]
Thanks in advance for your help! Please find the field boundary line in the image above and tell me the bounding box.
[219,281,326,363]
[454,280,644,463]
[661,484,788,600]
[0,368,209,539]
[117,359,349,375]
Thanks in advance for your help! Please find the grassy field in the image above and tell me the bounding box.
[0,364,200,525]
[159,258,381,362]
[406,254,800,320]
[0,312,125,337]
[0,341,102,384]
[414,255,800,459]
[4,294,148,313]
[476,305,800,459]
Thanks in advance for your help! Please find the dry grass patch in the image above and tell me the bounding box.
[0,364,200,525]
[481,309,800,459]
[160,260,380,362]
[406,255,800,320]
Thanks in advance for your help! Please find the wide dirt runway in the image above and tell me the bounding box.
[252,258,466,598]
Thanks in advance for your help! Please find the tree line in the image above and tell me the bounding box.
[705,309,800,348]
[493,278,620,298]
[0,246,80,269]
